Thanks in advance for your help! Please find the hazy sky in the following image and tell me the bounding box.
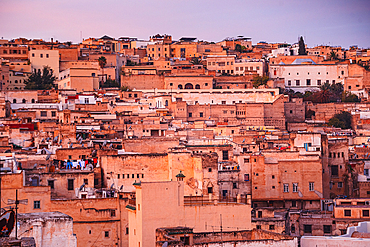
[1,0,369,48]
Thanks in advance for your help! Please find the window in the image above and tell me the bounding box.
[323,225,332,234]
[40,54,43,58]
[269,225,275,230]
[222,150,228,160]
[68,179,74,190]
[272,175,275,179]
[126,227,129,235]
[92,73,96,77]
[296,80,300,86]
[293,183,298,192]
[291,224,295,233]
[287,80,291,86]
[344,210,351,217]
[51,111,56,117]
[208,187,213,194]
[304,225,312,234]
[105,231,109,238]
[208,168,212,172]
[34,200,40,209]
[365,169,369,176]
[306,79,311,86]
[292,200,297,207]
[188,113,192,118]
[244,174,249,181]
[48,180,54,189]
[85,98,89,104]
[338,182,343,188]
[317,80,321,85]
[46,54,49,58]
[331,165,338,176]
[41,111,47,117]
[256,225,261,229]
[84,179,88,185]
[199,112,203,117]
[257,211,262,218]
[132,174,134,178]
[111,210,116,217]
[284,184,289,192]
[233,182,237,189]
[309,182,314,191]
[117,174,120,179]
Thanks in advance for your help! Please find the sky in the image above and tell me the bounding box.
[0,0,369,48]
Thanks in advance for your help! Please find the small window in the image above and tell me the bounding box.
[338,182,343,188]
[117,174,120,179]
[46,54,49,58]
[68,179,74,190]
[48,180,54,189]
[132,174,134,178]
[40,54,43,58]
[304,225,312,234]
[34,200,41,209]
[363,210,369,217]
[284,184,289,192]
[105,231,109,238]
[233,182,237,189]
[293,183,298,192]
[51,111,56,117]
[41,111,47,117]
[199,112,203,117]
[207,187,213,194]
[344,210,351,217]
[256,225,261,229]
[111,210,116,217]
[208,168,212,172]
[269,225,275,230]
[323,225,331,234]
[309,182,314,191]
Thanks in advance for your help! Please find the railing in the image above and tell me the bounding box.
[184,195,248,205]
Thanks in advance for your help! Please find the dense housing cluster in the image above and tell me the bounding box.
[0,35,370,247]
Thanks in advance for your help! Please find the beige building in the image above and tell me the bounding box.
[58,67,99,92]
[127,180,252,247]
[206,55,236,75]
[29,49,59,78]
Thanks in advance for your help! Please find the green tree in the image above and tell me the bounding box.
[328,111,352,129]
[342,91,360,102]
[235,44,247,53]
[252,75,269,88]
[329,51,338,61]
[25,66,56,90]
[120,86,132,92]
[98,56,107,82]
[100,79,120,88]
[190,57,202,65]
[298,36,307,55]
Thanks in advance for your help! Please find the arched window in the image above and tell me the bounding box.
[22,99,26,103]
[178,84,183,89]
[13,99,16,103]
[165,100,168,106]
[15,80,18,84]
[185,83,193,89]
[195,84,200,89]
[31,99,35,103]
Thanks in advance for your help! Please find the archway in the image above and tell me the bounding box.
[178,84,183,89]
[195,84,200,89]
[185,83,193,89]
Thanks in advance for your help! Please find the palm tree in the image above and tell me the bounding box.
[98,56,107,83]
[329,51,338,61]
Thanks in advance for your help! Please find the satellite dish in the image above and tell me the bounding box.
[110,183,115,189]
[162,242,168,247]
[0,210,15,237]
[120,185,123,190]
[79,183,85,191]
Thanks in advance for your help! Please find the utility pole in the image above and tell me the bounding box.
[220,214,223,246]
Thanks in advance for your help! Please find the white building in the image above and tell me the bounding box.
[269,59,348,92]
[301,221,370,247]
